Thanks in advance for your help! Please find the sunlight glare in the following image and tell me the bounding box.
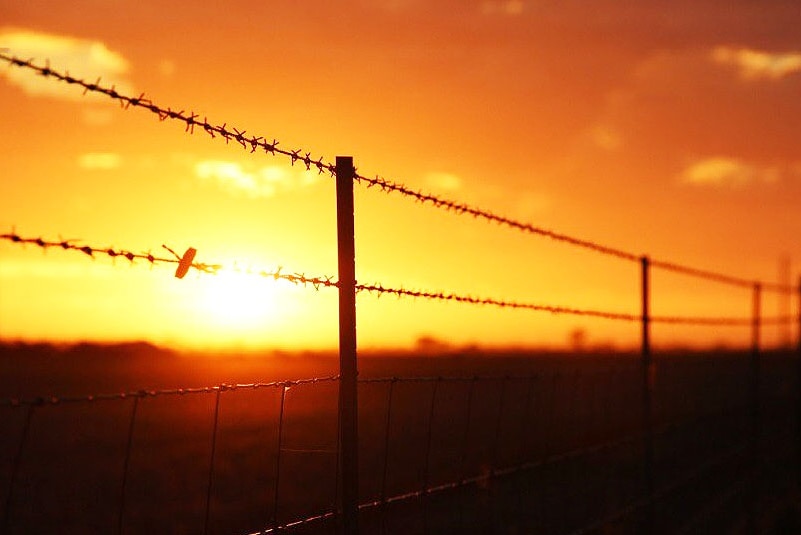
[195,270,279,331]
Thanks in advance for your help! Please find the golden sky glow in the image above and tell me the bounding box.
[1,1,799,350]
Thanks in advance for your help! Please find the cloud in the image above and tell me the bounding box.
[679,157,781,187]
[481,1,525,15]
[158,59,175,77]
[78,152,121,170]
[194,160,322,198]
[588,125,623,151]
[80,108,114,126]
[425,172,462,192]
[0,28,134,101]
[711,46,801,81]
[513,192,550,217]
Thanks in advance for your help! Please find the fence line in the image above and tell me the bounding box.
[566,440,751,535]
[1,232,793,328]
[2,366,779,534]
[0,232,338,289]
[0,375,340,408]
[2,53,801,535]
[1,53,796,295]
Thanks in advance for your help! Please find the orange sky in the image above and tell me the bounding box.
[1,1,799,351]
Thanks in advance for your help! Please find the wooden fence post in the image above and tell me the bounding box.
[336,156,359,535]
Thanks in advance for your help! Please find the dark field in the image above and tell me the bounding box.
[1,342,799,534]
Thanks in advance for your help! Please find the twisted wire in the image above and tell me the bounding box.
[0,54,336,177]
[2,232,792,327]
[354,172,640,261]
[355,281,639,321]
[650,259,794,293]
[2,54,795,294]
[0,232,339,290]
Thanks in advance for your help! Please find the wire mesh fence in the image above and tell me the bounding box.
[0,353,798,534]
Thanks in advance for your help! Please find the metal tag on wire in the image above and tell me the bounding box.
[174,247,196,279]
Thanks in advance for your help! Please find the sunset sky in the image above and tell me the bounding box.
[1,1,799,351]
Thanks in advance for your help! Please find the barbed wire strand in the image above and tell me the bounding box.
[1,232,793,327]
[1,54,795,294]
[0,233,339,290]
[0,54,337,177]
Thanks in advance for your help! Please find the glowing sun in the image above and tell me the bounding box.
[196,270,279,330]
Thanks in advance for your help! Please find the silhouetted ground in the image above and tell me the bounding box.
[0,342,798,534]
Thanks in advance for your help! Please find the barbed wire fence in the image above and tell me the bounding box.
[1,53,800,534]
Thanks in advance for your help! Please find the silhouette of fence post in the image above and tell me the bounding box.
[336,156,359,535]
[748,283,761,535]
[797,275,801,490]
[640,256,655,533]
[798,276,801,488]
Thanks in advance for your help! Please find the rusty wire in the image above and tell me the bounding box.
[2,232,793,327]
[2,54,795,294]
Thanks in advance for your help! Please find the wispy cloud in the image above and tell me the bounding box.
[481,1,525,16]
[425,172,462,192]
[513,192,550,218]
[711,46,801,81]
[0,28,134,101]
[588,125,623,151]
[194,160,322,198]
[77,152,121,170]
[158,59,175,77]
[679,157,780,187]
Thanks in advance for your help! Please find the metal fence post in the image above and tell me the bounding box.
[748,282,761,535]
[798,276,801,489]
[272,386,288,528]
[796,277,801,488]
[640,256,654,533]
[336,156,359,535]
